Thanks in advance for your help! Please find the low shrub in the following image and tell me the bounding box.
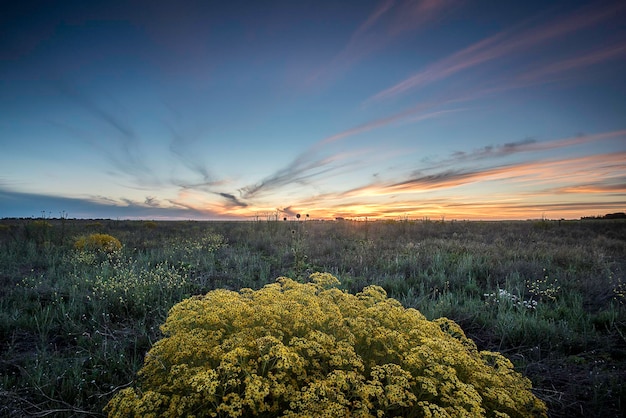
[144,221,158,229]
[75,233,122,253]
[105,273,547,417]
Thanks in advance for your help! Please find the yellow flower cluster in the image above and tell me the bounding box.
[75,233,122,253]
[526,269,560,302]
[105,273,547,417]
[171,233,227,257]
[91,261,188,313]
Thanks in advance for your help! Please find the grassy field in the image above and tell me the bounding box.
[0,218,624,417]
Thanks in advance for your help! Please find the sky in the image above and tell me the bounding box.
[1,0,625,221]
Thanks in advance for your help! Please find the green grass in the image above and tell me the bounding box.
[0,218,624,417]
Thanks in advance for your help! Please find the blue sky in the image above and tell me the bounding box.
[1,0,625,220]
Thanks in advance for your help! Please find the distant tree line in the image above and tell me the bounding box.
[581,212,626,220]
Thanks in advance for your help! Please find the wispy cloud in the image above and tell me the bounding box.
[239,150,354,199]
[59,84,135,140]
[346,0,395,45]
[382,164,528,195]
[368,1,625,102]
[300,134,626,204]
[320,107,462,146]
[389,151,626,196]
[307,0,458,86]
[0,188,220,220]
[428,130,626,168]
[289,161,625,220]
[515,42,626,84]
[448,138,537,162]
[56,83,160,186]
[229,126,624,211]
[236,103,461,202]
[165,122,228,192]
[390,0,457,34]
[57,84,234,199]
[551,181,626,195]
[168,126,214,185]
[144,196,160,207]
[216,192,248,208]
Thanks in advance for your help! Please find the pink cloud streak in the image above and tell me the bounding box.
[319,106,461,146]
[307,0,457,86]
[369,2,625,102]
[322,149,626,200]
[516,42,626,83]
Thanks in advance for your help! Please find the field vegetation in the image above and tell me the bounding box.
[0,218,624,417]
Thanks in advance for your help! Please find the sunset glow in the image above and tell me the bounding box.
[1,1,625,220]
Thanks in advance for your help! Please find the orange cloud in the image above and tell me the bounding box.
[179,132,625,221]
[550,183,626,194]
[242,149,626,220]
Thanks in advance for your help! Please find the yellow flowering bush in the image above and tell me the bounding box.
[75,233,122,253]
[105,273,547,417]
